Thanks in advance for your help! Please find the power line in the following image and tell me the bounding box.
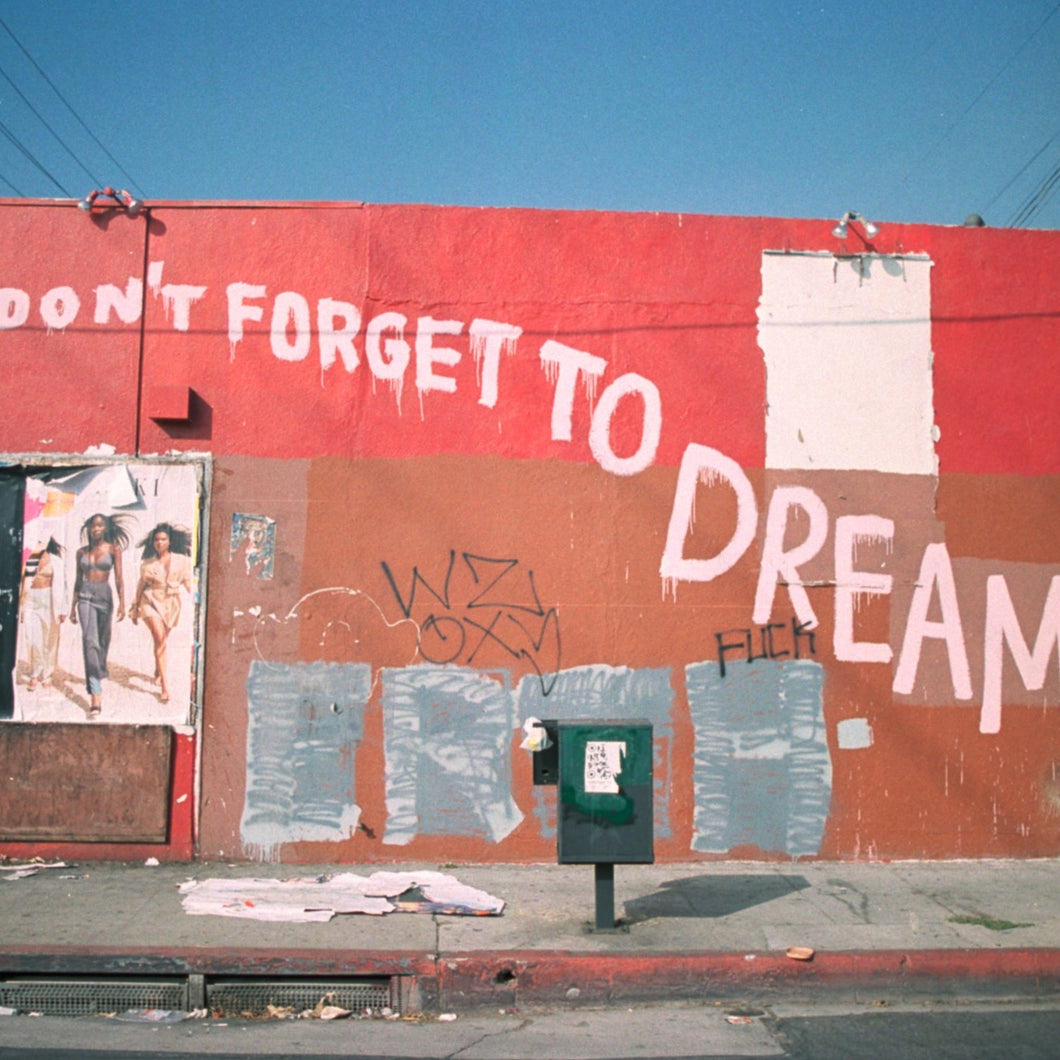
[891,2,1060,218]
[0,116,70,194]
[0,61,102,187]
[0,168,25,195]
[983,128,1059,213]
[970,3,1060,226]
[0,15,142,197]
[947,2,1059,139]
[1009,156,1060,227]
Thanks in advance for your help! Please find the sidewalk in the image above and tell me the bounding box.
[1,858,1058,1011]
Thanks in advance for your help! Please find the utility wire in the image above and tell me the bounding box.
[950,2,1059,140]
[1009,156,1060,227]
[0,15,142,197]
[0,116,69,194]
[0,62,103,187]
[970,2,1060,224]
[891,2,1060,217]
[983,128,1059,213]
[0,168,25,195]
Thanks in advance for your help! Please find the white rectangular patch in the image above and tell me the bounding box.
[758,253,935,474]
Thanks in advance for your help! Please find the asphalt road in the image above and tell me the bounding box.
[0,997,1059,1058]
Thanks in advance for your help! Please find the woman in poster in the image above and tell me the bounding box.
[130,523,193,704]
[68,512,131,717]
[19,537,65,690]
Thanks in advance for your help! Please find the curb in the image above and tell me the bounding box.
[3,946,1060,1011]
[436,948,1060,1008]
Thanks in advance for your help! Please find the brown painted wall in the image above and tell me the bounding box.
[198,455,1060,861]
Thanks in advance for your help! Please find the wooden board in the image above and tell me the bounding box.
[0,723,172,842]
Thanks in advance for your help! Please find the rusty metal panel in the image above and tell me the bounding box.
[0,724,171,842]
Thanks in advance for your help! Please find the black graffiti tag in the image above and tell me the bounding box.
[381,550,561,695]
[714,616,817,678]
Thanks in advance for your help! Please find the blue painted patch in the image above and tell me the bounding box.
[686,659,830,857]
[241,660,369,856]
[382,665,523,844]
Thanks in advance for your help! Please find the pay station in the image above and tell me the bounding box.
[530,719,653,930]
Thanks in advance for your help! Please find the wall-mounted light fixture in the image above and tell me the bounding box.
[77,187,144,216]
[831,210,879,240]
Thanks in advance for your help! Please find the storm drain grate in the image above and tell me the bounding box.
[0,978,186,1017]
[206,979,392,1016]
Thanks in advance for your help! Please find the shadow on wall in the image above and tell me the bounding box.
[624,873,810,921]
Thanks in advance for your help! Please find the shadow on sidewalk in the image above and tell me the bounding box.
[624,873,809,920]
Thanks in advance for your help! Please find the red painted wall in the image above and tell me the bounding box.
[0,199,1057,863]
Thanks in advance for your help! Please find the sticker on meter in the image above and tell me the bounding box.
[584,740,627,793]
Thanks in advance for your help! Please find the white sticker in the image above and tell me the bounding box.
[584,741,626,794]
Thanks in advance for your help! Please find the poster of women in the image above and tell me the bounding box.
[11,463,200,728]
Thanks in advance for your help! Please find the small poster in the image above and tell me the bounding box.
[584,740,626,794]
[230,513,275,580]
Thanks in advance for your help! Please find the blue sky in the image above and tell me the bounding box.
[1,1,1058,228]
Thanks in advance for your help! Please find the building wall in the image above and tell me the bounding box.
[0,200,1057,862]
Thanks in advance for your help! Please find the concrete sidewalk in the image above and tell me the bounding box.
[1,858,1058,1011]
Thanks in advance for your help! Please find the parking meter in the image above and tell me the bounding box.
[531,719,653,929]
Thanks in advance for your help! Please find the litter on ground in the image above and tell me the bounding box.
[1,860,69,881]
[179,870,505,922]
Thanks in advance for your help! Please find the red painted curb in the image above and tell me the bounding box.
[3,946,1059,1010]
[436,949,1060,1007]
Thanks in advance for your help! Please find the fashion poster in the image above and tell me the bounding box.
[12,463,199,727]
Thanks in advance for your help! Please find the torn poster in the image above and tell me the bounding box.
[179,870,504,922]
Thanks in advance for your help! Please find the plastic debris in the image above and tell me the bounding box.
[785,946,815,961]
[318,1005,351,1020]
[113,1009,195,1023]
[144,857,160,867]
[438,1012,458,1022]
[519,716,552,752]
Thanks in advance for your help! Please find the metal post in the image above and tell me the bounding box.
[186,973,206,1011]
[594,862,615,930]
